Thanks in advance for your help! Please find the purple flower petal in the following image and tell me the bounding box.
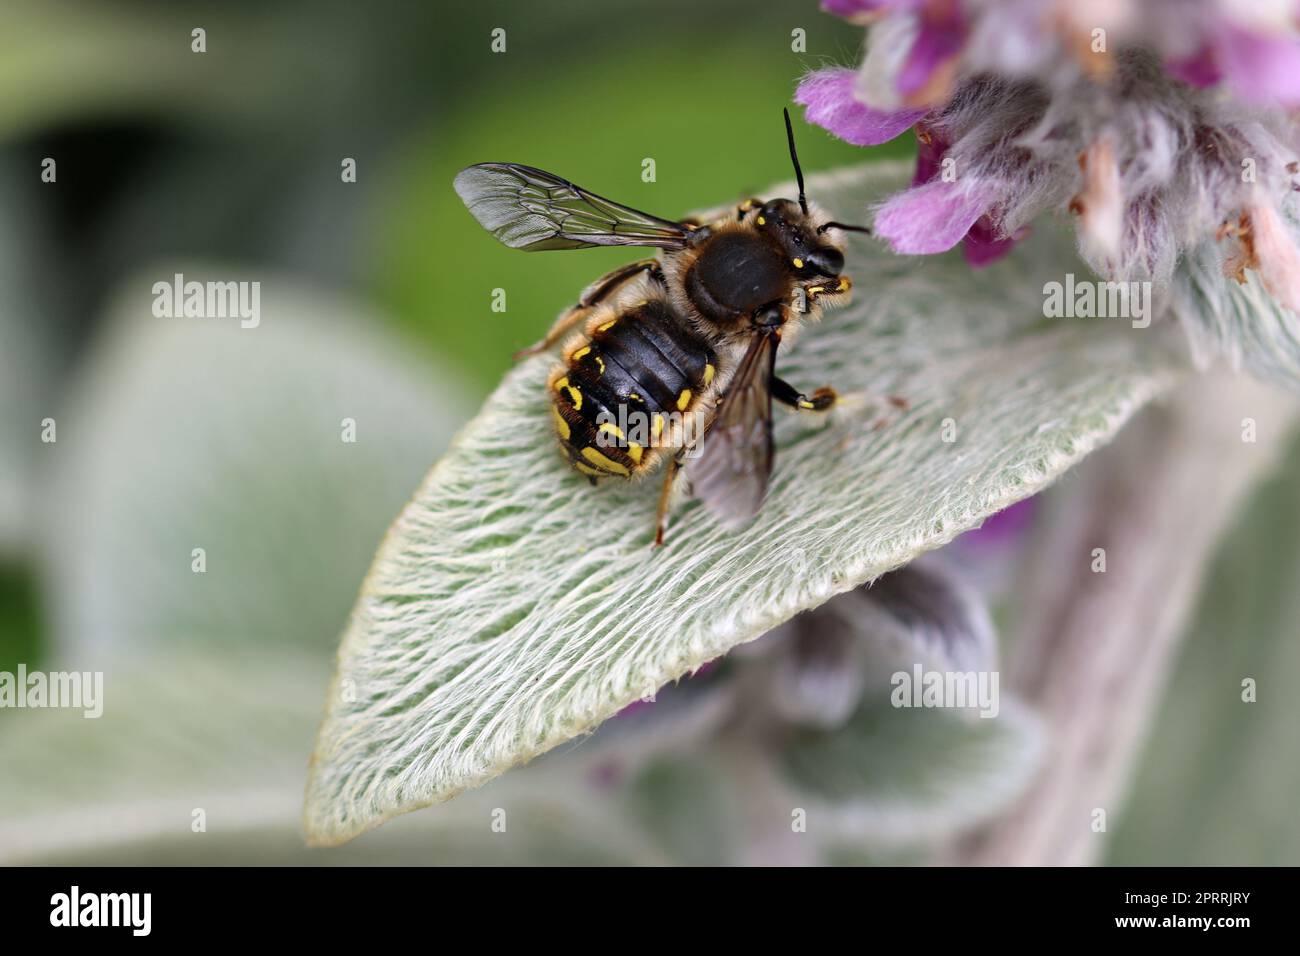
[874,179,996,254]
[821,0,891,16]
[907,125,1015,265]
[1213,20,1300,106]
[896,4,967,102]
[911,125,950,185]
[1163,46,1222,88]
[796,68,928,146]
[958,497,1038,549]
[821,0,920,18]
[963,216,1022,267]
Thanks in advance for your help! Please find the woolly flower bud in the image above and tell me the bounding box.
[798,0,1300,316]
[1238,200,1300,314]
[1072,134,1123,271]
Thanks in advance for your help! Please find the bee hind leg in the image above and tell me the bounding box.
[773,377,837,411]
[651,456,684,549]
[513,258,664,360]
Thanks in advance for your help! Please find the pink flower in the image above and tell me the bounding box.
[962,217,1022,267]
[873,179,997,255]
[910,122,1021,266]
[1208,18,1300,106]
[794,68,927,146]
[796,0,1300,297]
[958,498,1037,549]
[1163,45,1223,89]
[895,0,967,105]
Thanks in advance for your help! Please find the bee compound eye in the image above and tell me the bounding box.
[808,247,844,277]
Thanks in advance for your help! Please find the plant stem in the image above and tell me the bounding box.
[949,372,1298,866]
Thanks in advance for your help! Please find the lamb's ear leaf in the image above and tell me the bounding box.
[776,697,1045,849]
[0,650,657,865]
[624,756,739,867]
[41,273,472,656]
[0,649,330,864]
[0,158,62,556]
[304,160,1184,846]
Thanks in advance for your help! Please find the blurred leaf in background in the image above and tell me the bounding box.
[0,157,64,559]
[40,274,472,657]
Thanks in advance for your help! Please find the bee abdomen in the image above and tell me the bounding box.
[550,299,717,480]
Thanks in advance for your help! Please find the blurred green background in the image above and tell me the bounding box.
[0,0,1295,865]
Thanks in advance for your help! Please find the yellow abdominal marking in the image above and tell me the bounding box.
[572,346,591,360]
[574,461,603,478]
[597,421,641,462]
[676,389,692,411]
[581,446,629,476]
[703,363,715,385]
[554,376,582,410]
[551,407,571,440]
[596,320,616,332]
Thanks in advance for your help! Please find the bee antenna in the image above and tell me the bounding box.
[783,107,808,216]
[817,221,873,235]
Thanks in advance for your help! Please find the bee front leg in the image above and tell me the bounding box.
[514,258,664,360]
[772,377,837,411]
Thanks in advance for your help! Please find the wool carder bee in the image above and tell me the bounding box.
[454,110,868,545]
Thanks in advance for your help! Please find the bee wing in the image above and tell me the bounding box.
[688,331,778,529]
[454,163,693,251]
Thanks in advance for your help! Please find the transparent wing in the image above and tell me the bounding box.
[454,163,693,251]
[688,332,778,529]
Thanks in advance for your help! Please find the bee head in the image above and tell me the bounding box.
[766,109,864,278]
[755,197,846,278]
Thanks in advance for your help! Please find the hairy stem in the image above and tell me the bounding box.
[950,371,1298,866]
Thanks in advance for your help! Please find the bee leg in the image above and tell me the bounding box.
[736,197,764,221]
[514,259,664,360]
[651,456,683,548]
[773,376,837,411]
[513,307,590,361]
